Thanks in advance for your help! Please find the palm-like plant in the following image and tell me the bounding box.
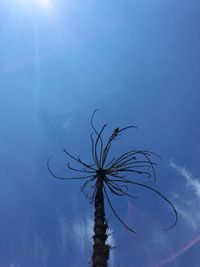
[48,110,177,267]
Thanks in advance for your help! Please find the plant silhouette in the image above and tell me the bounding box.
[47,110,177,267]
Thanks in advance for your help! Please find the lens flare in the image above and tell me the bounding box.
[150,234,200,267]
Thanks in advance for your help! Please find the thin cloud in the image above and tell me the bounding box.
[142,161,200,266]
[72,217,93,252]
[31,234,50,267]
[170,159,200,198]
[170,159,200,230]
[59,214,115,266]
[59,215,70,251]
[73,216,115,265]
[58,214,93,253]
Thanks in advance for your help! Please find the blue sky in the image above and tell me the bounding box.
[0,0,200,266]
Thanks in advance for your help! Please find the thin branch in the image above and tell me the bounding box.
[112,150,159,167]
[90,109,99,136]
[94,124,107,168]
[103,186,136,233]
[113,159,156,169]
[113,168,152,178]
[90,109,105,167]
[81,176,96,199]
[67,163,96,174]
[105,178,140,199]
[63,149,95,171]
[109,179,178,230]
[104,180,127,197]
[90,133,98,167]
[104,157,116,169]
[47,156,94,180]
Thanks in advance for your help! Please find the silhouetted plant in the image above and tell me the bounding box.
[48,110,177,267]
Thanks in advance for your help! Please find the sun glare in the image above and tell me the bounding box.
[38,0,51,8]
[19,0,53,11]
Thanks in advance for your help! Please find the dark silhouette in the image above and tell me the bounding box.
[47,110,177,267]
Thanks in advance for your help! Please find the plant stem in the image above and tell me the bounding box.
[92,171,110,267]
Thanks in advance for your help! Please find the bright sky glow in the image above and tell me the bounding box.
[18,0,53,12]
[38,0,51,7]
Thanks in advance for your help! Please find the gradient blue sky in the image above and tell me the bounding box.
[0,0,200,266]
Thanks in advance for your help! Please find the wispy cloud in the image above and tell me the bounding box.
[170,159,200,231]
[59,215,70,250]
[31,234,50,267]
[59,214,115,266]
[170,159,200,198]
[59,214,93,253]
[72,217,93,252]
[73,216,115,266]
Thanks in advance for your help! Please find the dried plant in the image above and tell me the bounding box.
[48,110,177,267]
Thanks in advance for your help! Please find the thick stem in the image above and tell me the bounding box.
[92,171,110,267]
